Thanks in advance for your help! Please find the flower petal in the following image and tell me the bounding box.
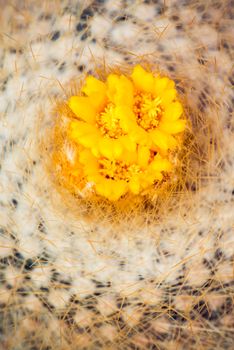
[113,140,123,158]
[153,77,170,96]
[129,176,141,194]
[151,156,172,172]
[79,150,99,176]
[70,120,94,136]
[82,76,106,96]
[138,146,150,168]
[107,74,134,106]
[118,149,137,163]
[68,96,96,123]
[110,180,128,201]
[91,146,100,158]
[159,119,186,134]
[78,134,99,148]
[161,89,177,106]
[149,129,169,150]
[82,76,108,112]
[167,134,178,149]
[130,126,149,145]
[119,136,136,153]
[131,65,154,93]
[87,173,103,183]
[163,101,183,121]
[116,106,136,132]
[69,120,98,142]
[95,179,113,198]
[79,149,96,166]
[95,178,127,201]
[70,121,99,148]
[85,163,99,177]
[98,137,113,158]
[90,92,108,113]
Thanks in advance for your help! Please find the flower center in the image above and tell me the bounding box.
[99,158,141,182]
[134,92,163,131]
[96,103,125,139]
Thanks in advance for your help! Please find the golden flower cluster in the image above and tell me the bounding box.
[62,65,186,201]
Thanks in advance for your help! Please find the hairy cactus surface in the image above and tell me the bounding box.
[0,1,233,349]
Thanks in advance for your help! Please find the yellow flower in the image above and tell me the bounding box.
[79,147,172,201]
[69,66,185,155]
[130,65,186,150]
[63,64,186,201]
[69,75,136,159]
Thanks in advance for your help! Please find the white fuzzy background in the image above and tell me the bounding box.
[0,1,233,349]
